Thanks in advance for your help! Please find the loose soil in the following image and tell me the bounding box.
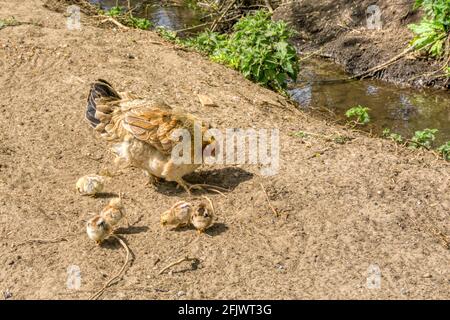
[0,0,449,299]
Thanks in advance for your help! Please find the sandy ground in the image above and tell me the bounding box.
[0,0,449,300]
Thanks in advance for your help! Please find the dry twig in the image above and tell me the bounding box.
[89,235,131,300]
[260,183,279,217]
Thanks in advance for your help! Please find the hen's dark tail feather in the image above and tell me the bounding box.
[86,79,121,128]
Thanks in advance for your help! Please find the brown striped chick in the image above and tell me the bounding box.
[191,202,214,234]
[160,201,193,229]
[100,196,128,227]
[86,216,112,245]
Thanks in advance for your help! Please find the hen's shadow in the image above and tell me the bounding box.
[153,167,253,196]
[171,222,228,236]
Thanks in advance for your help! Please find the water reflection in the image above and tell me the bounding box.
[90,0,203,30]
[290,58,450,144]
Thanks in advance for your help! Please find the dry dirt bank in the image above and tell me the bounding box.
[0,0,449,299]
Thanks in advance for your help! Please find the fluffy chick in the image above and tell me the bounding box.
[86,216,112,245]
[191,202,214,234]
[100,196,127,227]
[76,174,105,196]
[160,201,193,229]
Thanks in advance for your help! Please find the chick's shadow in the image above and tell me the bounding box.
[172,222,228,236]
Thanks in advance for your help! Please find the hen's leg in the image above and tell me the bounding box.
[175,178,193,196]
[144,171,161,186]
[175,179,227,196]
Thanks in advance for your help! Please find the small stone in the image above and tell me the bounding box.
[177,290,186,297]
[197,94,217,107]
[422,273,432,278]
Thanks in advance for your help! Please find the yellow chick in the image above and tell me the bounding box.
[100,196,127,227]
[86,216,112,245]
[76,174,105,196]
[191,202,214,234]
[160,201,193,229]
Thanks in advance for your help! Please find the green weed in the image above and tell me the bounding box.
[408,128,439,149]
[437,141,450,160]
[345,106,371,125]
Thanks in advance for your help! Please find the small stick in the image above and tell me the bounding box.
[89,235,130,300]
[298,48,323,62]
[99,17,129,30]
[259,183,279,217]
[158,256,195,275]
[264,0,274,13]
[211,0,238,31]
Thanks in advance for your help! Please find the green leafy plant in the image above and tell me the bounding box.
[437,141,450,160]
[409,0,450,57]
[106,6,122,17]
[382,128,404,143]
[156,26,178,41]
[127,16,152,30]
[345,105,371,125]
[105,6,152,30]
[167,11,299,92]
[408,128,439,149]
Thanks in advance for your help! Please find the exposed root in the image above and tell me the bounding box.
[89,235,131,300]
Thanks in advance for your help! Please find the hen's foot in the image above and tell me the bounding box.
[176,180,228,196]
[145,175,161,187]
[188,183,228,196]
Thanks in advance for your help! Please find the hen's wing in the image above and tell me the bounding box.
[122,104,208,156]
[86,79,121,130]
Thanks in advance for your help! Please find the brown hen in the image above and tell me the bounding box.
[85,79,216,194]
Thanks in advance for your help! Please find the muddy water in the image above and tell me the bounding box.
[89,0,204,30]
[289,58,450,145]
[89,1,450,146]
